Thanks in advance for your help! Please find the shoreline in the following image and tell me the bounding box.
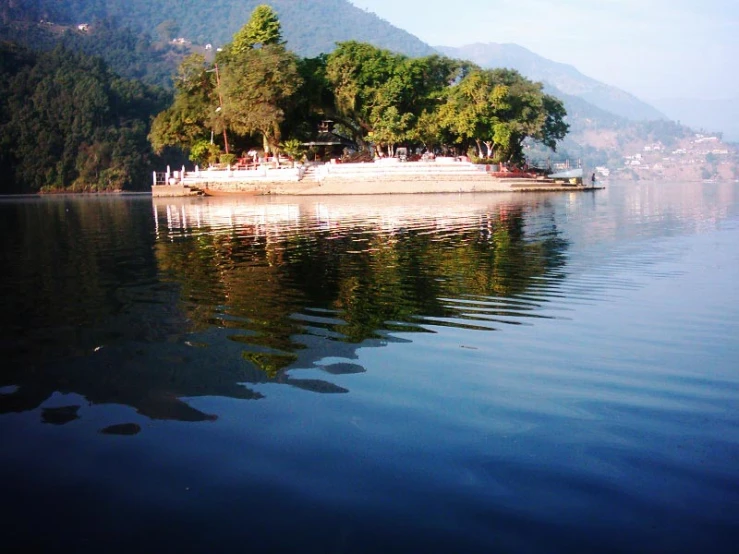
[152,179,603,197]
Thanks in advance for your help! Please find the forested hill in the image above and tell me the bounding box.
[0,43,168,193]
[0,0,436,58]
[0,19,184,88]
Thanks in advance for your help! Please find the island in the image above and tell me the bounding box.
[150,5,593,197]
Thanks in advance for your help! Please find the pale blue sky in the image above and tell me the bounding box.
[349,0,739,101]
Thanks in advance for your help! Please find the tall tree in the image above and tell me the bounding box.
[231,4,283,54]
[149,53,219,157]
[326,42,470,155]
[220,44,301,154]
[438,68,568,163]
[216,7,301,154]
[437,69,504,157]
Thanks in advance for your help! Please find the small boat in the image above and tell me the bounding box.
[548,168,583,179]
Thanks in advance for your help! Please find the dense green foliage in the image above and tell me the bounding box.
[151,10,568,166]
[149,53,216,160]
[0,43,168,193]
[231,4,283,52]
[220,44,302,154]
[322,39,568,162]
[151,8,304,159]
[325,42,474,152]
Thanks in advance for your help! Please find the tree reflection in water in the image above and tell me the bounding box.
[0,196,569,426]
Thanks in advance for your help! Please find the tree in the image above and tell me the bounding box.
[149,9,302,159]
[326,42,396,135]
[147,36,569,172]
[220,44,302,154]
[280,138,304,165]
[209,8,301,155]
[370,106,413,155]
[326,42,414,153]
[283,55,337,140]
[538,94,569,150]
[149,54,217,155]
[189,139,220,165]
[325,43,472,155]
[231,4,283,55]
[0,43,163,193]
[438,68,568,163]
[438,70,502,157]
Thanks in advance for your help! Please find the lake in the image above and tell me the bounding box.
[1,182,738,553]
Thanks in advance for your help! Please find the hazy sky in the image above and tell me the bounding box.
[348,0,738,101]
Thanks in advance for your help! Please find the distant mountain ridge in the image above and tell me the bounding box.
[437,43,666,122]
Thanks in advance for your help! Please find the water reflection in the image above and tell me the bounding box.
[41,405,81,425]
[0,194,570,424]
[3,183,734,426]
[152,196,569,374]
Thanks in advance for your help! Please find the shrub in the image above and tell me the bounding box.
[220,153,237,166]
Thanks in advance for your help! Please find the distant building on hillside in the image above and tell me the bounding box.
[77,23,90,32]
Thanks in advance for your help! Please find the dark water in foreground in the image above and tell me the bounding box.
[1,182,738,553]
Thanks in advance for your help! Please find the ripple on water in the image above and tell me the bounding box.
[1,187,738,553]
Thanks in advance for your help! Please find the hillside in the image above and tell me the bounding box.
[437,43,666,122]
[0,42,167,193]
[653,97,739,143]
[0,0,435,58]
[0,19,186,88]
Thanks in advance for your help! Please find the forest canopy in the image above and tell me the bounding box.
[0,42,168,193]
[150,5,568,166]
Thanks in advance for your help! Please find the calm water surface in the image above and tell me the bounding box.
[1,182,738,553]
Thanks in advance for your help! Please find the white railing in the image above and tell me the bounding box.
[313,159,486,181]
[168,164,305,184]
[155,159,485,187]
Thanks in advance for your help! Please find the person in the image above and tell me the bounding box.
[591,172,596,186]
